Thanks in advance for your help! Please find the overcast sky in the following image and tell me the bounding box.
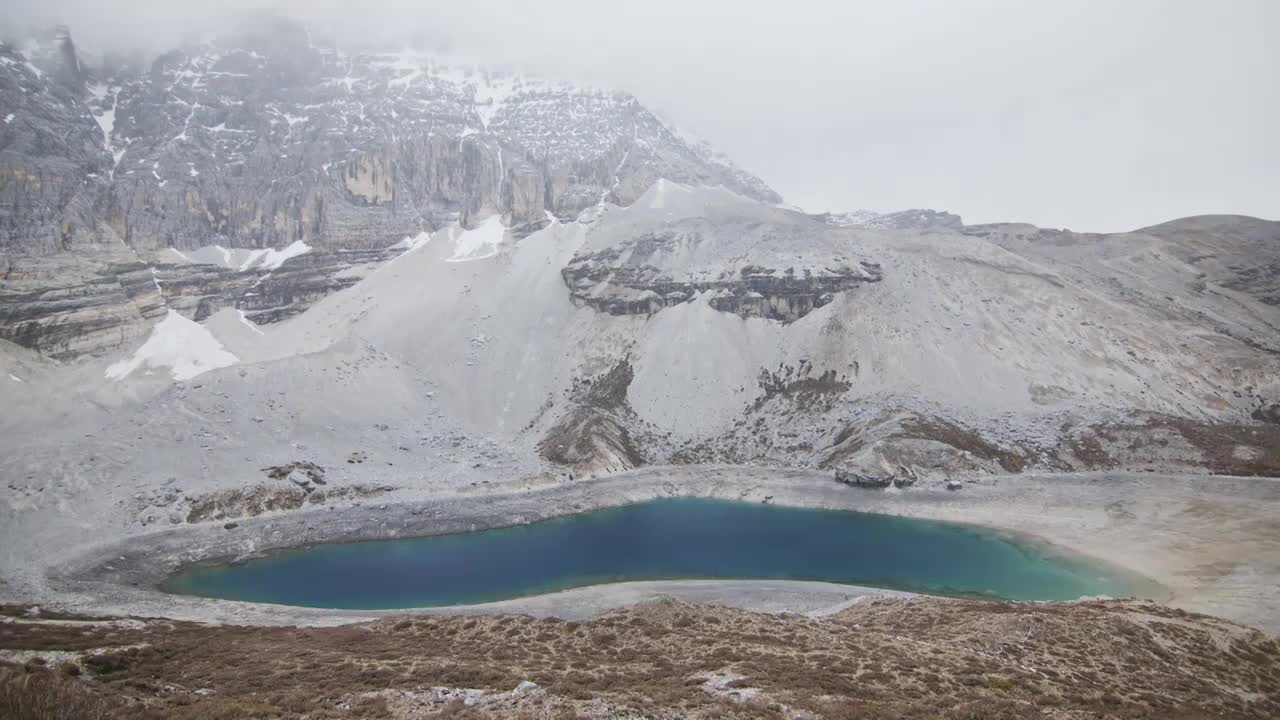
[5,0,1278,232]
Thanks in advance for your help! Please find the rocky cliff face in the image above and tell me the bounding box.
[564,225,882,322]
[0,246,397,359]
[0,253,164,358]
[1,21,778,257]
[563,182,883,323]
[0,23,782,358]
[0,31,110,257]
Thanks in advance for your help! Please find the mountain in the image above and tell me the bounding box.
[2,21,777,257]
[1,23,1278,486]
[0,23,779,357]
[2,19,1280,685]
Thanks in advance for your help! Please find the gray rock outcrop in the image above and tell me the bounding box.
[562,184,883,323]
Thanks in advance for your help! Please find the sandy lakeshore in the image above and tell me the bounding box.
[2,466,1276,633]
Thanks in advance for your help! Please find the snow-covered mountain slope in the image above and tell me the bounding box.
[1,20,1277,519]
[4,185,1276,518]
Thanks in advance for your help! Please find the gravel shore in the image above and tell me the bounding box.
[6,466,1274,633]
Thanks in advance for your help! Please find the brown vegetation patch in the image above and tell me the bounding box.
[539,410,643,474]
[1,665,125,720]
[819,420,873,469]
[1063,415,1280,477]
[1147,415,1280,476]
[185,483,388,523]
[539,360,644,474]
[898,415,1029,472]
[752,360,852,413]
[567,360,634,411]
[0,597,1275,719]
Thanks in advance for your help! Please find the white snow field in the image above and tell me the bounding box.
[105,310,239,382]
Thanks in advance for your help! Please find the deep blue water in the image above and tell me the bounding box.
[164,498,1148,609]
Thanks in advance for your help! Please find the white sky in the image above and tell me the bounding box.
[5,0,1278,232]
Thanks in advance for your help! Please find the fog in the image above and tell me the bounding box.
[4,0,1278,231]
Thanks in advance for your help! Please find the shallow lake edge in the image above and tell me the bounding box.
[160,496,1157,609]
[44,466,1169,623]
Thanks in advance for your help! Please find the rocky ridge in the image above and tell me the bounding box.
[563,182,884,322]
[818,207,964,231]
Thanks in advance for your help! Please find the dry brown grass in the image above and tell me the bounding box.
[0,666,123,720]
[1062,414,1280,477]
[897,415,1030,472]
[0,598,1276,719]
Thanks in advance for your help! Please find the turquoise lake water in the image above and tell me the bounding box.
[164,498,1149,609]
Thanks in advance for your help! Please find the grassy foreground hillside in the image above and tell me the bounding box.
[2,597,1277,719]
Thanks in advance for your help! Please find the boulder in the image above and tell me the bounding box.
[286,470,314,493]
[1252,402,1280,425]
[835,469,894,489]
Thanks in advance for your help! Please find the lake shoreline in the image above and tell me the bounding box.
[163,497,1152,609]
[23,466,1278,631]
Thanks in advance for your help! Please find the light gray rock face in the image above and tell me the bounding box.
[0,253,165,358]
[0,23,781,358]
[1137,215,1280,310]
[0,31,113,256]
[1,21,778,257]
[965,215,1280,353]
[563,183,883,322]
[0,245,397,359]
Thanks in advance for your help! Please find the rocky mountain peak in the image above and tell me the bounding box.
[0,24,786,358]
[1,23,780,258]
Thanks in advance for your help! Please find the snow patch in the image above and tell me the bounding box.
[446,217,506,263]
[238,240,312,271]
[105,310,239,382]
[87,85,123,176]
[3,114,13,124]
[8,373,24,383]
[389,231,431,255]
